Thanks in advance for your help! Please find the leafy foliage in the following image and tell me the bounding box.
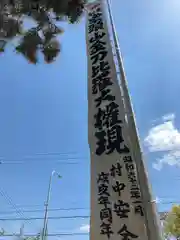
[24,233,41,240]
[164,205,180,239]
[0,226,42,240]
[0,228,5,236]
[0,0,87,63]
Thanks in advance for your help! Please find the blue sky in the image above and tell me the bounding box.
[0,0,180,239]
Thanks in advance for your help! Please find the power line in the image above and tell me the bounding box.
[157,201,180,204]
[0,207,89,214]
[0,157,86,162]
[1,199,178,211]
[0,150,89,165]
[0,152,87,161]
[0,215,90,221]
[0,209,177,221]
[0,161,81,165]
[0,188,40,231]
[0,190,35,225]
[0,233,89,237]
[0,201,90,208]
[1,204,48,208]
[0,156,88,165]
[1,200,177,212]
[19,151,83,156]
[0,151,80,158]
[0,201,178,215]
[24,151,79,155]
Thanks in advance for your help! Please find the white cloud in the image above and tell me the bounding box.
[151,113,175,125]
[162,113,175,122]
[79,224,90,233]
[144,117,180,152]
[152,162,163,171]
[144,113,180,170]
[152,150,180,170]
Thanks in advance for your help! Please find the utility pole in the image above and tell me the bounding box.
[105,0,162,240]
[20,224,24,240]
[42,171,62,240]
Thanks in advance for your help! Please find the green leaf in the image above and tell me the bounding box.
[43,39,60,63]
[16,42,38,64]
[0,40,7,52]
[0,0,87,63]
[164,205,180,238]
[23,29,42,46]
[43,25,64,44]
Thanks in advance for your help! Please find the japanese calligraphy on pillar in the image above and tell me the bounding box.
[86,1,149,240]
